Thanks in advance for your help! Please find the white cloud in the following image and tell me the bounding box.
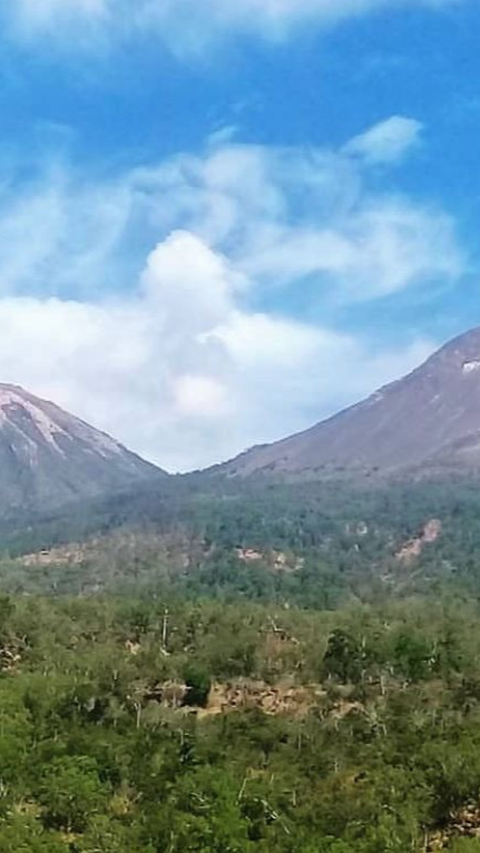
[0,170,131,297]
[9,0,461,50]
[0,124,464,304]
[0,231,436,471]
[131,130,464,301]
[343,116,424,165]
[0,125,465,470]
[17,0,106,23]
[174,375,231,419]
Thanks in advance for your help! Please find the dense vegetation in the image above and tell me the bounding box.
[2,475,480,849]
[0,593,479,849]
[4,474,480,604]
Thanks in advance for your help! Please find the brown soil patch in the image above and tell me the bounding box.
[198,679,325,719]
[396,519,442,564]
[426,802,480,849]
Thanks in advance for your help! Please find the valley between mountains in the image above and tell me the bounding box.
[3,323,480,518]
[3,323,480,595]
[2,328,480,852]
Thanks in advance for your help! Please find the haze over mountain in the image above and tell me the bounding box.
[219,326,480,480]
[0,384,164,513]
[4,322,480,527]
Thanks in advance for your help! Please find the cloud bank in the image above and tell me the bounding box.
[0,232,435,471]
[0,118,463,470]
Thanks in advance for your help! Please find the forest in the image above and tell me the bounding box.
[3,474,480,604]
[1,477,480,849]
[0,589,479,849]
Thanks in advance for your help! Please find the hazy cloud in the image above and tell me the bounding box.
[0,123,464,469]
[137,126,464,301]
[343,116,424,165]
[0,231,436,471]
[0,122,464,303]
[10,0,462,52]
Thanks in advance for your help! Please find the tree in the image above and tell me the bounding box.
[38,756,110,833]
[323,630,363,683]
[183,664,211,707]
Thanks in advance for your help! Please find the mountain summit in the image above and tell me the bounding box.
[0,384,163,512]
[221,326,480,479]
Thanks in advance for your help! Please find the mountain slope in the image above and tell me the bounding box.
[220,326,480,479]
[0,384,164,512]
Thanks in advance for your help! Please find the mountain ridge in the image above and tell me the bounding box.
[215,325,480,480]
[3,323,480,521]
[0,382,165,513]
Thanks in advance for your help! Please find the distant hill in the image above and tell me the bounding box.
[0,383,165,513]
[218,326,480,480]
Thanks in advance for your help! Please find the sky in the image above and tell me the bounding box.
[0,0,477,471]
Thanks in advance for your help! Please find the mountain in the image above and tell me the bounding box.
[0,383,164,513]
[219,325,480,480]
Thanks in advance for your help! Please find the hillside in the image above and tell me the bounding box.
[0,383,165,513]
[219,326,480,480]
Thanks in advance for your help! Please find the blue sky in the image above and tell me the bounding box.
[0,0,477,470]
